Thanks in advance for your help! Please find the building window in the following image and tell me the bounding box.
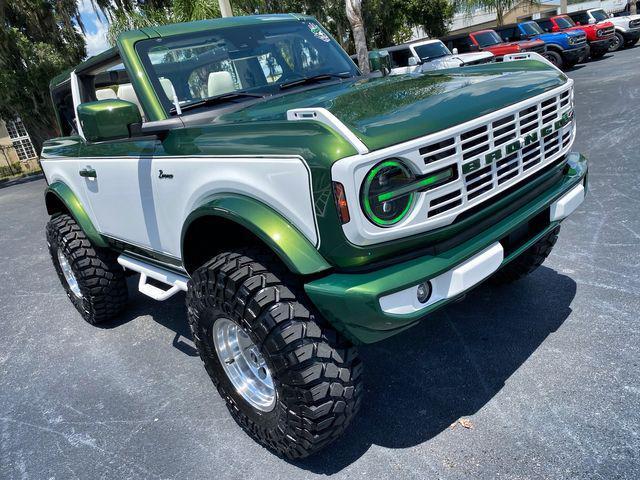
[6,118,37,161]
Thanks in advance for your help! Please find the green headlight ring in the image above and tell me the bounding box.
[361,159,415,227]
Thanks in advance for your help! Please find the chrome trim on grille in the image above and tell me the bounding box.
[600,26,614,37]
[332,80,576,246]
[573,35,587,45]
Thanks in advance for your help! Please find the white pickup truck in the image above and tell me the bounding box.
[568,7,640,51]
[384,39,495,74]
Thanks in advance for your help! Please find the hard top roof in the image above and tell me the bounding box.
[494,22,533,30]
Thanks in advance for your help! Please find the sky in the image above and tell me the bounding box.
[77,0,111,58]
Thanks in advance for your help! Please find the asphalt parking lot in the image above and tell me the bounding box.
[1,47,639,479]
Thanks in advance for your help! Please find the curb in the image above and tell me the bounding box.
[0,173,44,189]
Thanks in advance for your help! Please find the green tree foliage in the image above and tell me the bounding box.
[455,0,538,26]
[405,0,455,38]
[105,1,453,53]
[106,0,222,45]
[0,1,86,148]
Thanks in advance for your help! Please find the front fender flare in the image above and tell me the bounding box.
[45,181,108,247]
[182,194,331,276]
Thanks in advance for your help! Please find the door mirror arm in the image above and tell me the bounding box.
[132,117,185,141]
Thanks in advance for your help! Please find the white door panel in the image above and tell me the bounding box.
[151,156,318,258]
[80,155,162,251]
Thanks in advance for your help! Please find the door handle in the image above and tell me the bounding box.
[79,168,97,178]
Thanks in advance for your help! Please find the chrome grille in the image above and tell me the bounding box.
[416,85,574,220]
[574,34,587,45]
[600,26,614,37]
[335,81,576,247]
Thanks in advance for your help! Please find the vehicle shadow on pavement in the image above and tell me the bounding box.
[292,265,576,474]
[98,279,197,356]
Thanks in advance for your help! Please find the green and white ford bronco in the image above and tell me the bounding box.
[42,14,587,458]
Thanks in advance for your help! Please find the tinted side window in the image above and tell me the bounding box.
[451,37,471,53]
[570,12,589,24]
[537,19,553,32]
[497,27,518,41]
[388,48,414,68]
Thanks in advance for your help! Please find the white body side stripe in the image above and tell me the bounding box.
[41,155,319,260]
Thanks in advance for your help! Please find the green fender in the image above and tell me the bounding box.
[44,182,108,248]
[183,194,332,275]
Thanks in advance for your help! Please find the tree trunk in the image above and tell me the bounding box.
[345,0,369,74]
[631,1,637,15]
[218,0,233,17]
[497,8,504,26]
[561,0,568,14]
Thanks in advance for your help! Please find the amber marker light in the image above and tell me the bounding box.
[333,181,351,224]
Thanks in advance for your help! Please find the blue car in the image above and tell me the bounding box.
[495,21,589,69]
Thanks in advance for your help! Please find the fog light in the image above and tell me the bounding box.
[416,281,432,304]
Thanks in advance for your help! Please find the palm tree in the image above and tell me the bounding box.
[345,0,369,73]
[107,0,222,45]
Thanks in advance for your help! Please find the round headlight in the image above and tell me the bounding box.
[361,160,415,227]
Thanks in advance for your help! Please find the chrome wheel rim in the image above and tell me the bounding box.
[212,318,276,412]
[609,37,620,52]
[57,248,81,299]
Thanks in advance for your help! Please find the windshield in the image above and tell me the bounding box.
[474,31,503,47]
[520,22,544,36]
[591,9,609,22]
[135,20,359,114]
[556,16,575,28]
[413,42,451,61]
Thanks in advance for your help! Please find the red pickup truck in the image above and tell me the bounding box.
[535,15,614,58]
[441,29,546,59]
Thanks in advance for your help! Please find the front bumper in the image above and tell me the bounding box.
[563,45,589,63]
[622,29,640,41]
[589,38,613,55]
[305,153,588,344]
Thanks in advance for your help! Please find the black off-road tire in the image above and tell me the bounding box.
[491,226,560,284]
[46,213,128,324]
[186,250,363,459]
[545,50,563,69]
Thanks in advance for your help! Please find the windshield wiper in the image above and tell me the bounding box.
[279,73,351,91]
[422,53,448,61]
[172,91,265,113]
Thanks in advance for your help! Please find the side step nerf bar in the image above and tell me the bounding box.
[117,254,189,301]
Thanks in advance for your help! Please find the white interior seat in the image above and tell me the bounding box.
[96,88,117,101]
[117,83,144,117]
[159,77,177,101]
[207,71,235,97]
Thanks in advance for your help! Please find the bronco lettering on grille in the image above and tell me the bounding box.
[461,111,573,174]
